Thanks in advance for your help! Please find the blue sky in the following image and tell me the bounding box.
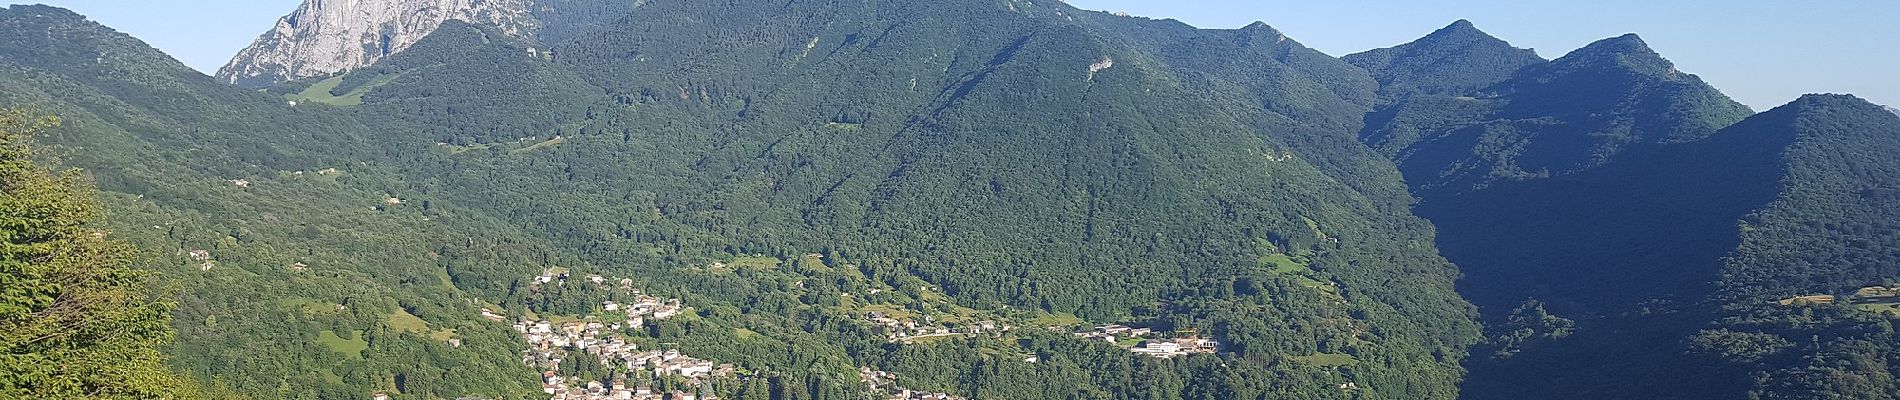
[17,0,1898,109]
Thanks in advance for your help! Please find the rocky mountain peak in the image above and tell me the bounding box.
[217,0,637,88]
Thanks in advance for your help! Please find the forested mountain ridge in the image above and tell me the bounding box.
[6,1,1899,399]
[362,0,1480,395]
[1714,94,1900,302]
[558,0,1477,354]
[1423,94,1800,400]
[1444,93,1900,400]
[1343,20,1544,105]
[1,5,550,397]
[1361,32,1753,199]
[1347,21,1900,400]
[1699,97,1900,400]
[7,1,1485,399]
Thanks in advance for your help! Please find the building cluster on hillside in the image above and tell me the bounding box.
[862,311,1011,343]
[528,269,687,330]
[187,249,215,271]
[1860,286,1900,299]
[536,376,712,400]
[600,294,685,329]
[1776,285,1900,306]
[858,368,964,400]
[509,271,733,400]
[1074,325,1219,358]
[1074,324,1151,342]
[1130,337,1219,358]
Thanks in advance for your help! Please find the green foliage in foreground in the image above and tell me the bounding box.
[0,109,194,398]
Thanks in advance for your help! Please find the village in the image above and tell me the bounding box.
[863,311,1013,344]
[494,267,1224,400]
[1073,324,1220,358]
[858,368,964,400]
[509,269,736,400]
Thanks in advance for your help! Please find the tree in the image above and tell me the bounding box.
[1486,299,1575,359]
[0,108,190,398]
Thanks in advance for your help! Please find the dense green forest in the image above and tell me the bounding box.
[1358,32,1753,199]
[3,2,1899,400]
[1343,20,1544,105]
[1700,96,1900,399]
[1349,20,1900,400]
[2,1,1480,399]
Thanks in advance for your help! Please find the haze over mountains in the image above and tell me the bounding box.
[3,0,1898,399]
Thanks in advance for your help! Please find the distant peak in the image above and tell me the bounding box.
[1579,33,1653,55]
[1415,18,1505,46]
[1233,21,1293,45]
[1797,93,1862,101]
[1788,93,1877,109]
[1548,32,1671,73]
[3,4,87,21]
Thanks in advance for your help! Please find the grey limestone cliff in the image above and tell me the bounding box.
[218,0,635,87]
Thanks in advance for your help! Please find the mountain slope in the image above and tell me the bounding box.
[11,1,1485,399]
[1362,33,1753,198]
[1703,96,1900,400]
[1445,94,1900,400]
[374,1,1480,395]
[0,5,547,398]
[1348,23,1898,400]
[1344,20,1544,104]
[218,0,640,87]
[1431,95,1795,400]
[1713,94,1900,304]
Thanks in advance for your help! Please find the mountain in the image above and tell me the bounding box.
[369,1,1482,395]
[1440,94,1900,400]
[1708,94,1900,304]
[1361,33,1753,198]
[1344,20,1544,104]
[1700,95,1900,399]
[1425,96,1792,400]
[1349,22,1899,400]
[1886,104,1899,115]
[9,1,1483,399]
[217,0,640,87]
[0,5,545,397]
[10,2,1900,399]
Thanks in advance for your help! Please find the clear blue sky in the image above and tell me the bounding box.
[17,0,1898,109]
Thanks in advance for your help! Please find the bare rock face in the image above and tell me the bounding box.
[218,0,634,88]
